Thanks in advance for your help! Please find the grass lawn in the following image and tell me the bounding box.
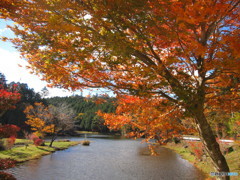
[14,139,32,144]
[0,139,80,162]
[164,141,240,179]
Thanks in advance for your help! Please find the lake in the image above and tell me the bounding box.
[7,135,206,180]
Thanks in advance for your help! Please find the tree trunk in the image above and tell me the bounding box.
[49,134,57,147]
[192,109,230,180]
[216,123,223,139]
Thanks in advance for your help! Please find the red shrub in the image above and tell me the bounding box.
[0,125,20,138]
[188,141,205,160]
[0,172,17,180]
[28,134,44,146]
[5,136,16,150]
[33,138,44,146]
[0,159,16,170]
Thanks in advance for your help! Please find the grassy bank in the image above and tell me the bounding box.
[76,131,99,135]
[0,139,80,162]
[164,142,240,179]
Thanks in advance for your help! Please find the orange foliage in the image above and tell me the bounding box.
[24,102,54,137]
[1,0,238,112]
[99,95,191,144]
[1,0,239,172]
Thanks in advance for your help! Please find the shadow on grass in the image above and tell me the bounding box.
[1,151,29,159]
[36,146,55,152]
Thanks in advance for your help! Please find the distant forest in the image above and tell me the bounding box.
[1,73,116,133]
[46,96,116,132]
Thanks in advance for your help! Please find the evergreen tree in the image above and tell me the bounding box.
[46,95,116,132]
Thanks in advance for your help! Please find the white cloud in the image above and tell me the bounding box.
[0,27,8,34]
[0,48,74,97]
[0,20,84,97]
[0,48,31,83]
[0,48,114,98]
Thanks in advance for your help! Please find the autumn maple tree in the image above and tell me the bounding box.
[98,95,191,144]
[0,73,21,117]
[24,102,74,147]
[1,0,239,177]
[24,102,54,138]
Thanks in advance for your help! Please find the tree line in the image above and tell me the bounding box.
[0,71,239,138]
[0,72,116,134]
[45,95,116,133]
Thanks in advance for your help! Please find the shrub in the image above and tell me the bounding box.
[0,159,16,170]
[0,125,20,138]
[33,138,45,146]
[28,133,38,141]
[0,172,16,180]
[187,141,205,161]
[5,136,16,150]
[29,133,45,146]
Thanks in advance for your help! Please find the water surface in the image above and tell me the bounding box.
[7,135,205,180]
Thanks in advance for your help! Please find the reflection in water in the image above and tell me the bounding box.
[7,136,205,180]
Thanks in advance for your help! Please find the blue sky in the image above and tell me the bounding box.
[0,19,101,97]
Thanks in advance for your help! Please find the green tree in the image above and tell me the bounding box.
[46,96,116,132]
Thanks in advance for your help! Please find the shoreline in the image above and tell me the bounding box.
[163,142,240,179]
[0,140,81,163]
[162,143,211,177]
